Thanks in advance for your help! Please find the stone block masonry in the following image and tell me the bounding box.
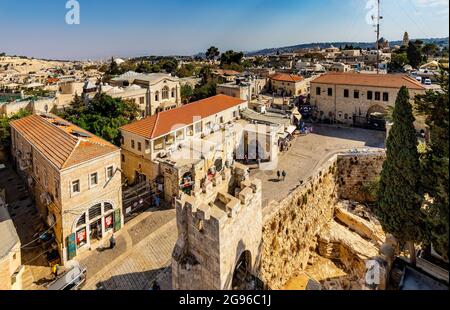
[259,151,385,289]
[172,151,386,290]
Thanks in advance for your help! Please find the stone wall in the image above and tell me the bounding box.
[336,153,385,203]
[259,151,385,289]
[260,157,338,289]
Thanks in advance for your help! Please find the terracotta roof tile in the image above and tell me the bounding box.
[120,94,246,139]
[311,72,425,90]
[270,73,303,83]
[10,114,119,170]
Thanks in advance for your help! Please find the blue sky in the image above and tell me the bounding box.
[0,0,448,60]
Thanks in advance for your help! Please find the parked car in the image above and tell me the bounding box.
[424,78,432,85]
[46,261,87,290]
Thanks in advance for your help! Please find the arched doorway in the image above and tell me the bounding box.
[367,104,387,117]
[232,250,252,290]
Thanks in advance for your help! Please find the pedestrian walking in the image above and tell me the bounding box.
[52,264,60,278]
[152,281,161,290]
[282,170,286,181]
[277,171,281,181]
[109,234,116,250]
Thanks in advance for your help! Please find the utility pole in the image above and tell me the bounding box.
[373,0,383,75]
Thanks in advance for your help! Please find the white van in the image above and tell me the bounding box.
[424,79,432,85]
[47,261,87,290]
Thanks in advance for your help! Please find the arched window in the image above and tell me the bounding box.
[104,202,113,213]
[77,214,86,228]
[162,87,169,100]
[171,88,176,98]
[89,204,102,220]
[155,91,159,102]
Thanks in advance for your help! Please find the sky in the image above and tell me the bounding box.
[0,0,448,60]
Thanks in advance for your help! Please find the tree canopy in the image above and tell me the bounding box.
[0,109,31,147]
[220,50,244,68]
[206,46,220,61]
[60,93,140,146]
[415,70,449,260]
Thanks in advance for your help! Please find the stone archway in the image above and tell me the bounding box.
[232,250,252,290]
[367,104,387,117]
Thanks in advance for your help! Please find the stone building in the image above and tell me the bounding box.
[10,114,123,264]
[119,95,249,201]
[310,72,426,124]
[216,77,267,101]
[119,94,281,204]
[111,71,181,116]
[101,84,148,118]
[268,73,307,96]
[172,163,262,290]
[0,189,23,290]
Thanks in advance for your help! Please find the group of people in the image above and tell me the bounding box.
[277,170,287,182]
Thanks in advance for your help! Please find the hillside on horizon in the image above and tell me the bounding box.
[245,37,449,56]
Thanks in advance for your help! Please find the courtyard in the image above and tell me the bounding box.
[250,124,386,207]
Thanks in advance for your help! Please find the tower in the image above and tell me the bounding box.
[402,32,410,47]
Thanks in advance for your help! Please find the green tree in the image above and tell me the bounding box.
[415,70,449,260]
[422,43,438,60]
[136,61,153,74]
[220,50,244,67]
[191,82,217,102]
[106,57,122,76]
[61,93,140,145]
[180,84,194,104]
[0,109,31,147]
[390,53,408,71]
[407,41,422,68]
[206,46,220,61]
[376,86,424,265]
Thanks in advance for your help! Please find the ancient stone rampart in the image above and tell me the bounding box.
[259,151,385,289]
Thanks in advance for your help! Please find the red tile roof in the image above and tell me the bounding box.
[10,114,119,170]
[270,73,303,83]
[120,94,246,139]
[311,73,425,90]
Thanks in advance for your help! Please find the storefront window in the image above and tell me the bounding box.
[74,202,117,248]
[76,227,87,248]
[104,214,114,232]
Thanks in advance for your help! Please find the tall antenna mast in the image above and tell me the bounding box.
[373,0,383,74]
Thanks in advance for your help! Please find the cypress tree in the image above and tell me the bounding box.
[377,86,424,265]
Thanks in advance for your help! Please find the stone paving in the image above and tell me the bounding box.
[251,124,385,207]
[80,208,177,290]
[0,163,53,290]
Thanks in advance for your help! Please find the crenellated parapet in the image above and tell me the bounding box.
[172,163,263,290]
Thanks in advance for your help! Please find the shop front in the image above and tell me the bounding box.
[67,201,122,261]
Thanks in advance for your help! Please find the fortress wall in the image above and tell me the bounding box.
[259,151,385,289]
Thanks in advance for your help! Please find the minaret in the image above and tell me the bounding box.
[402,32,410,47]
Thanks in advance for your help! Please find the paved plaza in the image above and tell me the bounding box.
[251,124,386,207]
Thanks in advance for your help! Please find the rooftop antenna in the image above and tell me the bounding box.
[372,0,383,74]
